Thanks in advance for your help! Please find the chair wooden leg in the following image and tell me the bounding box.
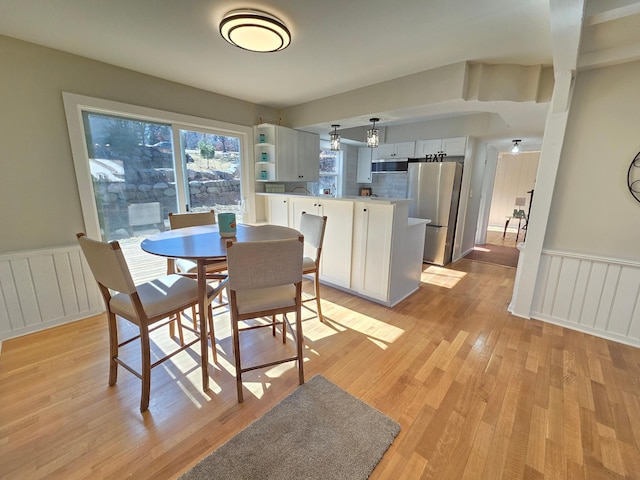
[295,307,304,385]
[207,304,217,364]
[191,306,197,330]
[169,311,185,345]
[281,314,287,344]
[231,314,243,402]
[217,284,224,303]
[107,312,119,385]
[272,314,276,337]
[139,325,152,412]
[313,272,324,322]
[177,313,185,346]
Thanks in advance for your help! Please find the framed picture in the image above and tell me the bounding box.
[359,187,372,197]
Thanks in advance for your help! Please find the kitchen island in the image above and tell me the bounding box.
[254,193,428,307]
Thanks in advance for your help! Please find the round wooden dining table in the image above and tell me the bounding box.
[141,223,301,390]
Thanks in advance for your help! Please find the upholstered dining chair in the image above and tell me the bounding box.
[76,232,227,412]
[168,210,228,331]
[225,236,305,402]
[168,210,228,277]
[298,212,328,322]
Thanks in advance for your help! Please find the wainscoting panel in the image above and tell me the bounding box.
[0,246,103,341]
[532,250,640,347]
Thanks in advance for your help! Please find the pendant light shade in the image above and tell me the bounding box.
[220,9,291,52]
[367,118,380,148]
[511,139,521,154]
[330,124,341,151]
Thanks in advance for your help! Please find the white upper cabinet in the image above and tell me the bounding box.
[377,141,415,159]
[357,147,378,183]
[415,137,466,157]
[254,124,320,182]
[290,128,321,181]
[441,137,467,156]
[415,139,443,156]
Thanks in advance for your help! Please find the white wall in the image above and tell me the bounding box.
[0,35,277,254]
[544,60,640,261]
[513,59,640,347]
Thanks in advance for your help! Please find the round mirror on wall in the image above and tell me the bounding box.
[628,151,640,203]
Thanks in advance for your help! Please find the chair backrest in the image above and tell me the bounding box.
[169,210,216,230]
[76,233,136,295]
[225,237,304,291]
[299,213,327,263]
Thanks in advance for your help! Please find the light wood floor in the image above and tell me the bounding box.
[485,229,521,247]
[2,260,640,479]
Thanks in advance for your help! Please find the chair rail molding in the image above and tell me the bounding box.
[0,245,103,341]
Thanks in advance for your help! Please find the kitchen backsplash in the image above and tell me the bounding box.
[367,173,408,198]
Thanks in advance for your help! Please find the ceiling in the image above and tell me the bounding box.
[1,0,640,146]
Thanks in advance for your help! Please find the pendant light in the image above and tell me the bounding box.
[511,139,521,154]
[219,9,291,52]
[330,124,341,151]
[367,118,380,148]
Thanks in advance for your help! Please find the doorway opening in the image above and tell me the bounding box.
[466,150,540,268]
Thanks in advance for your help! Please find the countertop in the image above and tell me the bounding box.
[408,217,431,226]
[255,192,412,205]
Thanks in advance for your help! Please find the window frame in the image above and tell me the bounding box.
[63,92,255,240]
[318,140,343,196]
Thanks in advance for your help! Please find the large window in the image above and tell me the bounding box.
[81,113,244,243]
[64,93,253,281]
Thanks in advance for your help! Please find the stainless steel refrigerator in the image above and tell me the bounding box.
[406,161,463,266]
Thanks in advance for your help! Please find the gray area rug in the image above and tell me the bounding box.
[179,375,400,480]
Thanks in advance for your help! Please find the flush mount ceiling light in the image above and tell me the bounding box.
[511,139,521,154]
[219,9,291,52]
[367,118,380,148]
[330,124,341,151]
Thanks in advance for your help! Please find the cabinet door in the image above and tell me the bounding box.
[289,196,320,230]
[415,139,443,156]
[296,130,320,181]
[267,195,290,226]
[318,199,353,288]
[274,126,297,181]
[441,137,466,156]
[395,141,415,158]
[351,202,393,300]
[378,142,415,158]
[377,144,396,158]
[357,147,373,183]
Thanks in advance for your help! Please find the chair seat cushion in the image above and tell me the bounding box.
[302,256,316,273]
[235,285,297,315]
[176,258,227,274]
[110,274,215,321]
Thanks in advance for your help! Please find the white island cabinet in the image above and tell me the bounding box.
[288,196,354,289]
[256,193,427,306]
[351,202,393,299]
